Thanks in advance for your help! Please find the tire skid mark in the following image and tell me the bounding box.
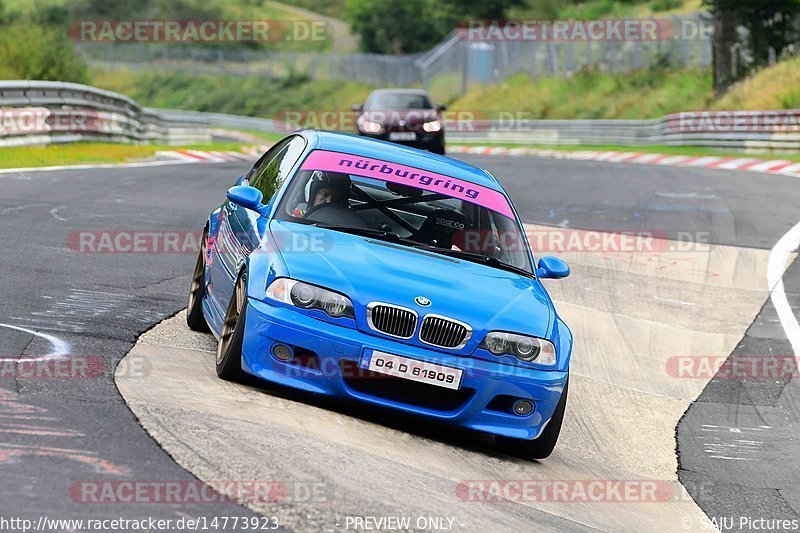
[0,324,128,475]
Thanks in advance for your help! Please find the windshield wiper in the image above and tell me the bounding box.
[309,223,421,247]
[435,249,534,277]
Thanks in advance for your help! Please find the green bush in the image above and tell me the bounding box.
[91,69,374,119]
[0,22,89,83]
[345,0,456,54]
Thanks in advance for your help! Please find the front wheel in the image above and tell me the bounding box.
[216,272,249,382]
[496,377,569,460]
[186,230,210,332]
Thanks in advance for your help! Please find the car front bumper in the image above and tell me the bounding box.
[241,298,567,440]
[358,131,444,151]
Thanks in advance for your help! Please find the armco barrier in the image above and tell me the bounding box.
[154,108,800,152]
[8,80,791,152]
[446,112,800,150]
[0,81,211,147]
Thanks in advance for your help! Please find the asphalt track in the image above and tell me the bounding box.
[0,155,798,531]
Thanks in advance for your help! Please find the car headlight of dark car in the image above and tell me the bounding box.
[480,332,556,365]
[422,119,442,133]
[357,116,382,134]
[266,278,355,319]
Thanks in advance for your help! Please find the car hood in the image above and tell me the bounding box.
[268,220,553,338]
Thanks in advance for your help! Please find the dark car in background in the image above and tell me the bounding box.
[353,89,446,154]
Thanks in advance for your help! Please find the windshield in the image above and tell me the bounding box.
[275,150,533,275]
[365,92,433,110]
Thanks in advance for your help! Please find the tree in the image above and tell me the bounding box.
[0,22,89,83]
[704,0,800,93]
[345,0,457,54]
[345,0,525,54]
[440,0,527,20]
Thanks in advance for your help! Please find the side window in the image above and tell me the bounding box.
[250,136,306,201]
[243,140,285,183]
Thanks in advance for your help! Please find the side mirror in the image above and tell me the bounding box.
[436,103,447,111]
[227,185,268,215]
[536,256,570,279]
[351,104,364,112]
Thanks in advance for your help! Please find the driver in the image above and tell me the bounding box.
[292,171,351,218]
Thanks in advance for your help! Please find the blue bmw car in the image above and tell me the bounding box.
[187,130,573,459]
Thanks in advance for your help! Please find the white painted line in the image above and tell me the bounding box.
[572,151,601,160]
[629,153,664,164]
[156,150,199,162]
[607,152,641,162]
[592,152,620,161]
[713,158,758,170]
[779,163,800,175]
[684,156,723,167]
[767,220,800,356]
[186,150,225,162]
[0,323,71,361]
[739,160,792,172]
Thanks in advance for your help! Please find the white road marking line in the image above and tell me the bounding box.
[0,323,71,361]
[767,220,800,356]
[49,207,67,221]
[740,160,792,172]
[655,155,691,165]
[780,163,800,175]
[628,153,664,163]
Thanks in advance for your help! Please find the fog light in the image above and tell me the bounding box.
[513,399,533,416]
[272,343,294,361]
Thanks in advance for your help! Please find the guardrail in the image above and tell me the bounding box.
[0,81,211,147]
[156,108,800,152]
[12,83,789,152]
[446,112,800,151]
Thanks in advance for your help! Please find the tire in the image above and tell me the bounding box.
[186,230,210,332]
[496,377,569,460]
[215,272,249,382]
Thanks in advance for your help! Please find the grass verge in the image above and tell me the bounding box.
[0,141,250,170]
[450,66,714,119]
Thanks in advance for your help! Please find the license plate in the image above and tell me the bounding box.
[361,350,462,390]
[389,132,416,141]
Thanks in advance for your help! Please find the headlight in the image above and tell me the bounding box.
[480,332,556,365]
[358,118,382,133]
[266,278,354,319]
[423,119,442,132]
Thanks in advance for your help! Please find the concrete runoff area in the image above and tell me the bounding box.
[118,226,789,531]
